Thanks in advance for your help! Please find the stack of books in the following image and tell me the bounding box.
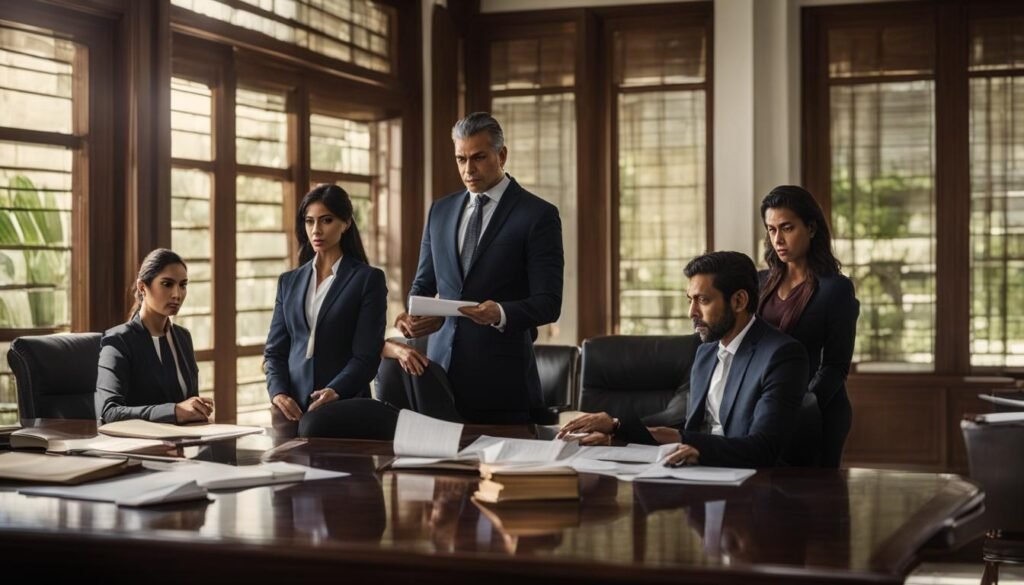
[474,463,579,504]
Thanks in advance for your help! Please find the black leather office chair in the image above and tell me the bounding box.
[299,397,400,439]
[533,344,580,424]
[7,332,101,419]
[962,418,1024,585]
[579,335,700,426]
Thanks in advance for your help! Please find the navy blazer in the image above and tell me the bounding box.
[680,318,809,468]
[408,175,564,414]
[264,255,387,410]
[95,315,199,423]
[757,271,859,410]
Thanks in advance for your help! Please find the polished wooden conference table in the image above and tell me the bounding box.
[0,419,982,584]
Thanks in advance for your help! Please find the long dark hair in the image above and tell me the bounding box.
[128,248,187,320]
[296,184,368,265]
[758,185,842,309]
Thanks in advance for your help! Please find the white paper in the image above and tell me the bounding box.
[99,420,264,440]
[977,394,1024,409]
[975,411,1024,424]
[259,461,349,482]
[393,409,464,458]
[408,295,477,317]
[52,436,167,454]
[487,437,578,464]
[633,465,757,485]
[574,443,679,464]
[19,471,208,507]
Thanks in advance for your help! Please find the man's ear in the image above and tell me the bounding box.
[731,289,749,314]
[498,145,508,168]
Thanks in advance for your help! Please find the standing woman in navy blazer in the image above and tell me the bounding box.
[264,184,387,425]
[757,185,860,468]
[96,249,211,423]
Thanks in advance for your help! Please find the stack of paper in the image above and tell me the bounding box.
[408,295,477,317]
[11,429,167,454]
[389,411,580,470]
[19,471,208,507]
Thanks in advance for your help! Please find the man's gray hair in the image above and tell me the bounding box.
[451,112,505,152]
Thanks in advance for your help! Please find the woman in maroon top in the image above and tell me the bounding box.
[758,186,859,468]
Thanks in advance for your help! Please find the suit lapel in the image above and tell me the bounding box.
[295,262,314,332]
[314,255,359,326]
[718,320,766,432]
[684,347,717,430]
[465,176,522,278]
[446,192,468,287]
[169,325,198,397]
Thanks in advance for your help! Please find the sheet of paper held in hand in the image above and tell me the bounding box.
[408,295,477,317]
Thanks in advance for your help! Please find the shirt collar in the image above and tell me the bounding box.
[311,253,342,277]
[720,315,757,356]
[469,173,511,205]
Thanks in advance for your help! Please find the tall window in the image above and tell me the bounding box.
[235,88,291,425]
[0,24,82,422]
[827,22,936,370]
[614,25,709,335]
[489,32,578,344]
[170,76,216,403]
[309,109,404,328]
[171,0,395,73]
[969,14,1024,368]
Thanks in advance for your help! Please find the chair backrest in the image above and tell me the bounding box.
[962,420,1024,530]
[579,335,700,424]
[7,332,102,420]
[534,344,580,412]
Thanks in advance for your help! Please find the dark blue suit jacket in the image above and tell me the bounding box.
[264,255,387,411]
[408,175,564,415]
[680,318,809,468]
[96,315,199,423]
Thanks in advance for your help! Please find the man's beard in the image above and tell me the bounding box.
[694,309,736,343]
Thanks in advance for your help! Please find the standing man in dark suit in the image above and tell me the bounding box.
[560,252,809,468]
[395,112,564,424]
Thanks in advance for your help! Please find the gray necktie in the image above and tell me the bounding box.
[460,193,489,275]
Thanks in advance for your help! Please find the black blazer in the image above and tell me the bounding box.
[758,271,859,410]
[408,175,564,413]
[96,315,199,423]
[264,255,387,411]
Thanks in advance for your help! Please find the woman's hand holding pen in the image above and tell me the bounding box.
[175,396,214,423]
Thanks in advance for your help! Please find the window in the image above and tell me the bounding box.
[0,23,82,422]
[489,32,578,344]
[804,2,1024,375]
[170,77,217,403]
[171,0,395,73]
[309,109,404,326]
[827,22,936,370]
[969,14,1024,368]
[614,24,709,335]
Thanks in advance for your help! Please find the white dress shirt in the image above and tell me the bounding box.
[305,254,342,359]
[150,322,187,397]
[704,315,757,435]
[457,173,510,330]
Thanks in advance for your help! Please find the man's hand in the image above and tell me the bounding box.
[272,394,302,421]
[308,388,339,412]
[558,412,616,437]
[663,444,701,466]
[458,301,501,326]
[649,426,682,445]
[395,312,444,338]
[575,432,612,446]
[175,396,213,423]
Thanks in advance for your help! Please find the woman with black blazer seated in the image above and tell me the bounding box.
[264,184,388,436]
[757,185,860,468]
[96,249,212,424]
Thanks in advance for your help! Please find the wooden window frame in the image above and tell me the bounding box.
[0,1,117,340]
[802,0,1024,379]
[466,2,713,342]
